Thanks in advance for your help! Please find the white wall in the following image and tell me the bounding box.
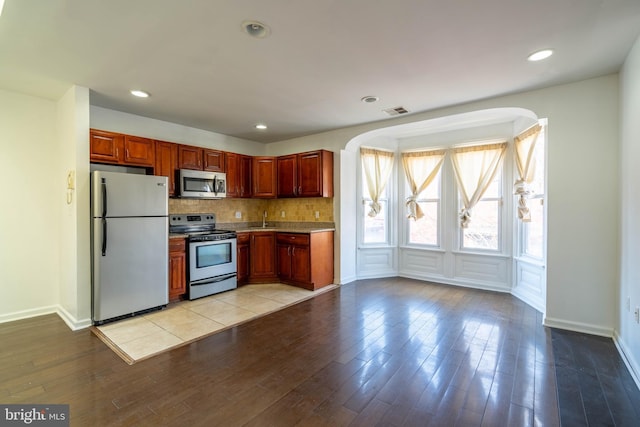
[618,35,640,386]
[90,106,264,155]
[0,89,60,322]
[57,86,92,329]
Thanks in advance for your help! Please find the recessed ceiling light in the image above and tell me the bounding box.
[527,49,554,62]
[130,90,150,98]
[361,96,379,103]
[255,123,268,130]
[242,21,271,38]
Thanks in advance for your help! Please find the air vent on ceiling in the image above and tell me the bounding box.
[383,106,409,116]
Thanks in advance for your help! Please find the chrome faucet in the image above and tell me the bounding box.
[262,210,267,228]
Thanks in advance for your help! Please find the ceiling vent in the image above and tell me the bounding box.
[383,106,409,116]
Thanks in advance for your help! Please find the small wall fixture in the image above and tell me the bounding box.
[130,89,150,98]
[242,20,271,38]
[527,49,553,62]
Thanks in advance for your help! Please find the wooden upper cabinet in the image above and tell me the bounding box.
[154,140,177,196]
[90,129,155,167]
[252,156,277,198]
[298,150,333,197]
[123,135,155,167]
[90,129,124,164]
[203,149,225,172]
[276,150,333,198]
[177,145,203,170]
[277,154,298,197]
[226,152,252,198]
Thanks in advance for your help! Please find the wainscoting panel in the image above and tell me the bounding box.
[357,247,397,278]
[399,248,444,276]
[512,261,545,313]
[453,253,510,288]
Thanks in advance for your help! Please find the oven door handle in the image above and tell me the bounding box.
[190,273,237,287]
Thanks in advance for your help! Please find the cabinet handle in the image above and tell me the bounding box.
[115,148,119,158]
[288,246,291,256]
[126,148,130,158]
[292,247,295,256]
[298,186,302,195]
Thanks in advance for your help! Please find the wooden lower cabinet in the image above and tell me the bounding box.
[236,232,250,285]
[248,231,278,283]
[168,237,186,301]
[276,231,334,290]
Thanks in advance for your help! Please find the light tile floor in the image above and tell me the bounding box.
[94,283,337,364]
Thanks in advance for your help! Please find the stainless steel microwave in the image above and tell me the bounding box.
[178,169,227,199]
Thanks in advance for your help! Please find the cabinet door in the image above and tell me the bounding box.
[154,141,177,196]
[240,155,253,198]
[250,232,276,279]
[178,145,203,170]
[226,152,240,197]
[291,244,311,283]
[123,135,155,167]
[237,233,250,284]
[203,149,225,172]
[277,243,292,279]
[168,239,186,301]
[90,129,123,164]
[252,157,276,198]
[297,151,322,197]
[277,154,297,197]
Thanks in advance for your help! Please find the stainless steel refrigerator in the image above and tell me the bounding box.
[91,171,169,324]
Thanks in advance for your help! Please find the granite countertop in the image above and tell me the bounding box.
[223,221,335,234]
[169,222,335,239]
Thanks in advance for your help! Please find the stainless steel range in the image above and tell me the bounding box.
[169,213,237,300]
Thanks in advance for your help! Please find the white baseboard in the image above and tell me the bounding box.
[613,332,640,392]
[0,305,58,324]
[56,305,92,330]
[398,272,511,294]
[511,286,544,313]
[338,274,358,285]
[0,305,91,330]
[543,315,613,337]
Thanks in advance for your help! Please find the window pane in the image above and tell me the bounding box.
[524,198,544,258]
[420,173,440,199]
[408,201,439,245]
[364,200,387,243]
[463,200,499,250]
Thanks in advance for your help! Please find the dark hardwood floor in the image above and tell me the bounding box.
[0,278,637,426]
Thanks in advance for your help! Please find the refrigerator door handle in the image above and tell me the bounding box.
[101,178,107,218]
[101,218,107,256]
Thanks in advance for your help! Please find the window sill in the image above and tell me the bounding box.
[451,250,510,259]
[514,256,546,268]
[358,244,394,250]
[399,245,445,253]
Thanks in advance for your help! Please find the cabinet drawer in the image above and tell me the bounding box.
[276,233,310,245]
[237,232,250,244]
[169,238,186,252]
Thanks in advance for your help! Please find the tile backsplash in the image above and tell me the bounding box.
[169,197,334,223]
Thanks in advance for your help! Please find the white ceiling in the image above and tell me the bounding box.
[1,0,639,143]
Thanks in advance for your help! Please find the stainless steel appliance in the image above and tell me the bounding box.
[169,213,237,299]
[91,171,169,325]
[178,169,227,199]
